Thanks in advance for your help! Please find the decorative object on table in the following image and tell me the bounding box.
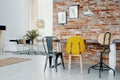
[57,11,67,25]
[69,5,79,19]
[24,30,40,44]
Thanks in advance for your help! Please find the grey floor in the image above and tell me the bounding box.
[0,52,120,80]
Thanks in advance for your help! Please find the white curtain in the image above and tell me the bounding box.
[29,0,38,30]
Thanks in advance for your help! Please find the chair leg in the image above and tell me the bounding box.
[103,63,115,76]
[49,57,52,68]
[61,55,65,69]
[88,67,91,74]
[80,55,83,74]
[55,57,58,72]
[99,66,102,78]
[44,56,48,72]
[68,55,71,73]
[99,64,102,78]
[99,52,103,78]
[88,62,100,73]
[88,52,115,78]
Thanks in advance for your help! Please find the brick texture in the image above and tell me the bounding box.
[53,0,120,67]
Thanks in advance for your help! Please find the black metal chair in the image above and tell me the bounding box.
[88,32,115,78]
[42,36,65,72]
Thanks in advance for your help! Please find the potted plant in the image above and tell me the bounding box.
[24,30,40,44]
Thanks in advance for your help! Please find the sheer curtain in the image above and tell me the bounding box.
[29,0,38,30]
[30,0,53,37]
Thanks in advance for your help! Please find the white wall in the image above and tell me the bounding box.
[0,0,53,51]
[0,0,30,51]
[0,0,30,39]
[38,0,53,36]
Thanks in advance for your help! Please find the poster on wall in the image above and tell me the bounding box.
[69,5,79,19]
[57,12,67,25]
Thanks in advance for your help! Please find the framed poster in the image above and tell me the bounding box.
[69,5,79,19]
[57,12,67,25]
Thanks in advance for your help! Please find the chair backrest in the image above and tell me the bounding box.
[42,36,60,54]
[98,32,111,53]
[17,39,26,45]
[26,39,31,44]
[66,36,85,55]
[17,39,31,45]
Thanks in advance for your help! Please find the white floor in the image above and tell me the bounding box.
[0,53,120,80]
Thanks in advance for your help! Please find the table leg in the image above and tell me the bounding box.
[109,43,116,73]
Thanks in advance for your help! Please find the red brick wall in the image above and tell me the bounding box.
[53,0,120,67]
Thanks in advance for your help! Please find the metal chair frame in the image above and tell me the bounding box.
[88,32,115,78]
[42,36,65,72]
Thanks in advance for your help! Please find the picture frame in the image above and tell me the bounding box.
[57,12,67,25]
[69,5,79,19]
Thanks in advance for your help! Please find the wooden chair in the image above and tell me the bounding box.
[66,36,85,73]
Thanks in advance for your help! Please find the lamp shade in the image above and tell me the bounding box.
[37,19,44,29]
[0,25,6,30]
[83,9,94,16]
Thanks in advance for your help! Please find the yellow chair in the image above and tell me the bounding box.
[66,36,85,73]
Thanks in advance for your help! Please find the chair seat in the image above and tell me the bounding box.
[47,52,62,57]
[54,52,62,55]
